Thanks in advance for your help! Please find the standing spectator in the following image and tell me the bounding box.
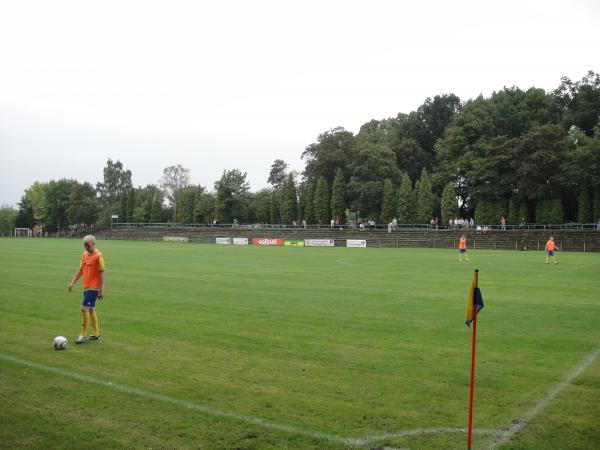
[330,219,335,228]
[501,216,506,231]
[545,236,559,264]
[302,219,307,230]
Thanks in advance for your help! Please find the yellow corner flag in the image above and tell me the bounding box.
[465,270,484,327]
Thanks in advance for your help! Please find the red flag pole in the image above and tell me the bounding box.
[467,269,479,450]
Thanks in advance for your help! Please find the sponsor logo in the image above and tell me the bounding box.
[284,240,305,247]
[304,239,335,247]
[252,238,284,246]
[346,239,367,248]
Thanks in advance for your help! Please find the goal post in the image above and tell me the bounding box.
[15,228,32,237]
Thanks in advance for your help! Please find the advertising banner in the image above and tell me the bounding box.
[232,237,249,245]
[284,239,305,247]
[252,238,284,246]
[346,239,367,248]
[216,237,231,244]
[163,236,189,243]
[304,239,335,247]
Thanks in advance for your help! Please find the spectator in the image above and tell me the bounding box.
[501,216,506,231]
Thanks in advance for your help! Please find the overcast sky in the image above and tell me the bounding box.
[1,0,599,206]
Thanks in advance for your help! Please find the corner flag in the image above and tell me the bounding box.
[465,270,484,327]
[466,269,484,450]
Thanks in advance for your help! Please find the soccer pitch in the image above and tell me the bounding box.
[0,238,599,450]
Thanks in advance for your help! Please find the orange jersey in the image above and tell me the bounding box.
[459,238,467,249]
[545,240,557,251]
[80,250,105,291]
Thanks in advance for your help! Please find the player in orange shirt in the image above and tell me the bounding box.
[67,235,106,344]
[459,234,469,262]
[545,236,559,264]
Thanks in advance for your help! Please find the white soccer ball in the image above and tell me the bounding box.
[53,336,68,350]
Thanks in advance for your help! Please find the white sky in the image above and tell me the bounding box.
[1,0,599,206]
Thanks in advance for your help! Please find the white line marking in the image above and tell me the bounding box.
[0,352,494,448]
[486,346,600,450]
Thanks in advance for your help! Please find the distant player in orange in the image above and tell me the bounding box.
[67,235,106,344]
[545,236,559,264]
[459,234,469,261]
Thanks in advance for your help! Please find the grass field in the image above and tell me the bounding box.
[0,238,599,450]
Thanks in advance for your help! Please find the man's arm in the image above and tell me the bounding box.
[67,269,83,292]
[98,271,105,299]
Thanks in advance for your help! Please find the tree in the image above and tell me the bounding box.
[280,173,298,224]
[0,205,18,234]
[414,169,435,223]
[173,185,205,223]
[330,168,346,222]
[440,182,457,226]
[313,176,330,224]
[67,182,99,227]
[396,173,415,223]
[249,188,272,223]
[213,169,251,223]
[160,164,191,207]
[25,182,48,225]
[303,179,316,224]
[97,159,132,204]
[554,71,600,135]
[347,140,400,218]
[578,185,592,223]
[269,190,280,224]
[268,159,288,190]
[45,179,77,231]
[302,127,355,186]
[474,199,504,225]
[380,179,396,223]
[536,197,564,224]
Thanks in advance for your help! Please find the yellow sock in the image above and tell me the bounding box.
[89,309,100,336]
[80,311,90,336]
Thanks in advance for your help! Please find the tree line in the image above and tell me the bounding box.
[1,71,599,234]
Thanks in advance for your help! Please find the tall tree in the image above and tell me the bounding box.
[67,182,99,227]
[414,169,435,223]
[45,179,77,231]
[97,159,132,204]
[248,188,272,223]
[280,173,298,225]
[330,168,346,222]
[0,205,18,234]
[313,176,330,224]
[268,159,288,190]
[303,179,316,224]
[396,173,415,223]
[25,181,48,225]
[302,127,355,186]
[440,182,457,226]
[160,164,191,208]
[213,169,251,223]
[380,179,396,223]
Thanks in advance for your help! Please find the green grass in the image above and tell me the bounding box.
[0,238,599,449]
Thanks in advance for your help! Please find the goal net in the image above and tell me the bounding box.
[15,228,32,237]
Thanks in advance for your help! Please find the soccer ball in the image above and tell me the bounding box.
[53,336,68,350]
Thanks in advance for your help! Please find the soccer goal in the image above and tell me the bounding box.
[15,228,32,237]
